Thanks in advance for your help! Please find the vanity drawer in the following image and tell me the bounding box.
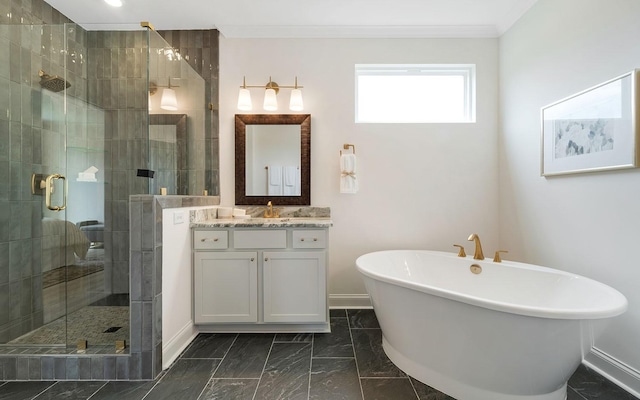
[194,230,229,249]
[234,230,287,249]
[292,230,327,249]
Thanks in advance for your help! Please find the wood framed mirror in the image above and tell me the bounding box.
[235,114,311,205]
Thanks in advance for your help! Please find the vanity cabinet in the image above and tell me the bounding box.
[192,226,329,331]
[193,251,258,323]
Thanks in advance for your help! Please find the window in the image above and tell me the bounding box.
[355,64,476,123]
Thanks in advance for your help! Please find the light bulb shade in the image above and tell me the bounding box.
[263,88,278,111]
[237,88,252,111]
[289,89,304,111]
[104,0,123,7]
[160,88,178,111]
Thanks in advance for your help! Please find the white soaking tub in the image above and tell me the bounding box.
[356,250,627,400]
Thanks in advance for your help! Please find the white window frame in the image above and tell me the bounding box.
[355,64,476,123]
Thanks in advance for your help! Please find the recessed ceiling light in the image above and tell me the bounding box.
[104,0,123,7]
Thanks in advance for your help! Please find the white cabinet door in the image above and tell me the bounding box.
[194,251,258,323]
[263,251,327,323]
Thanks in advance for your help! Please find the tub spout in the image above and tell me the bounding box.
[467,233,484,260]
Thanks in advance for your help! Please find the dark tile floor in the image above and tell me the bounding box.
[0,309,637,400]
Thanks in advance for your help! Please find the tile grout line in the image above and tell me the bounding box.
[345,311,366,400]
[306,330,315,400]
[195,333,239,400]
[85,381,110,400]
[250,334,276,400]
[30,381,59,399]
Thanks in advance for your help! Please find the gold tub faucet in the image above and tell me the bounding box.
[467,233,485,260]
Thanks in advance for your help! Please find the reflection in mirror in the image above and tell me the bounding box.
[236,114,311,205]
[149,114,187,194]
[246,124,301,196]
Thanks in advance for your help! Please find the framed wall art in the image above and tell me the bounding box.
[541,70,640,176]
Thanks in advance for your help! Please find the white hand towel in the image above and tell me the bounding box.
[268,165,283,195]
[340,154,358,194]
[283,166,299,195]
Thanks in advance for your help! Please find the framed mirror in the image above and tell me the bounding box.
[235,114,311,205]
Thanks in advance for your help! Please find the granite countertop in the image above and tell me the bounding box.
[190,206,332,228]
[191,217,333,228]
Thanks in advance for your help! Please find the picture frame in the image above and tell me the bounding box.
[541,70,640,176]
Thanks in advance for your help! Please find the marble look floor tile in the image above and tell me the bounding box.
[568,387,586,400]
[274,333,313,343]
[253,342,312,400]
[361,378,417,400]
[309,358,362,400]
[0,382,55,400]
[33,381,106,399]
[181,333,237,359]
[569,365,640,400]
[347,309,380,329]
[199,378,259,400]
[214,334,275,379]
[90,381,157,400]
[351,329,405,378]
[410,377,456,400]
[330,309,347,318]
[144,359,220,400]
[313,318,353,358]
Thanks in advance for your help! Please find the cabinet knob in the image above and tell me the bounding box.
[300,238,305,241]
[200,237,219,242]
[313,238,318,242]
[250,257,255,262]
[265,257,269,262]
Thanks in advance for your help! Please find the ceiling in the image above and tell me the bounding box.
[46,0,539,38]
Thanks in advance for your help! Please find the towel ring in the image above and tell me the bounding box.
[340,143,356,155]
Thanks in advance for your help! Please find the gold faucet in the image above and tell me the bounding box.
[263,201,280,218]
[467,233,484,260]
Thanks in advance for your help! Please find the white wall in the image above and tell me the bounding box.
[499,0,640,393]
[162,206,209,369]
[220,38,500,303]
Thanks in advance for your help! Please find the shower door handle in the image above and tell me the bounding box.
[45,173,67,211]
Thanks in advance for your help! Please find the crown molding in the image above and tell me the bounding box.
[218,25,501,39]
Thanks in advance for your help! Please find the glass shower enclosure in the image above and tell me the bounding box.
[0,22,204,352]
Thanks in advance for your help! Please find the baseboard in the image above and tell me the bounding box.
[584,347,640,398]
[329,294,371,309]
[162,321,198,370]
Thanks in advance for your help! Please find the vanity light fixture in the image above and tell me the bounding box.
[237,76,304,111]
[149,77,180,111]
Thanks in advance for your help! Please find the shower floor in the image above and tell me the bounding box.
[8,305,129,347]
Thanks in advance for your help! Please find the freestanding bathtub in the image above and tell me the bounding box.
[356,250,628,400]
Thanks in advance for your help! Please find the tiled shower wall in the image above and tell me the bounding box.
[86,29,150,294]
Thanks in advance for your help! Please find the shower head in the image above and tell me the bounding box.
[38,70,71,92]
